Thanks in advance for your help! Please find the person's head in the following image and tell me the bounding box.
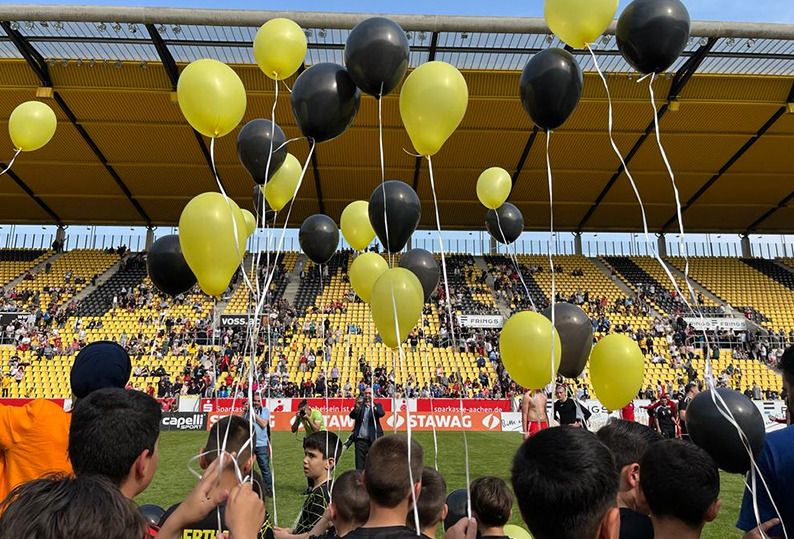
[685,382,699,398]
[660,394,669,405]
[363,387,373,405]
[411,468,447,535]
[363,434,424,509]
[252,391,262,409]
[555,385,567,401]
[303,431,341,482]
[70,341,132,400]
[202,415,255,477]
[512,427,619,539]
[68,388,161,498]
[330,470,370,534]
[640,439,721,532]
[298,398,311,414]
[596,419,662,514]
[471,476,513,531]
[0,474,147,539]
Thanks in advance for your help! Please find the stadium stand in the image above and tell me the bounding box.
[0,249,52,288]
[0,249,784,400]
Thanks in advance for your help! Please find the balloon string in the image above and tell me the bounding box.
[419,310,439,470]
[545,131,556,394]
[647,73,699,308]
[493,210,534,310]
[281,79,292,94]
[378,88,391,259]
[0,148,21,177]
[256,141,315,320]
[390,284,421,536]
[208,137,255,298]
[427,154,470,519]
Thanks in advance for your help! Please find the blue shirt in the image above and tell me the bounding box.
[737,425,794,537]
[245,406,270,448]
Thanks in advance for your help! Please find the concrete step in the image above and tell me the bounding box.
[590,257,664,319]
[4,251,62,290]
[58,258,122,311]
[474,255,512,318]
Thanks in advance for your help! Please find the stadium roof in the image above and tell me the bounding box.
[1,5,794,234]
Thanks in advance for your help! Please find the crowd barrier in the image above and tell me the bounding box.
[0,397,783,433]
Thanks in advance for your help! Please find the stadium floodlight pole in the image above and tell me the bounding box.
[1,4,794,39]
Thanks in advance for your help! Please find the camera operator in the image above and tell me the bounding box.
[290,399,326,493]
[348,388,384,470]
[243,391,272,497]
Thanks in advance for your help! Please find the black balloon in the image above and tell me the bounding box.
[252,185,277,223]
[686,388,765,474]
[520,48,583,131]
[236,119,287,185]
[299,214,339,265]
[485,203,524,245]
[443,489,468,531]
[147,235,196,297]
[344,17,410,97]
[617,0,691,75]
[139,504,165,526]
[291,63,361,143]
[368,181,421,253]
[399,248,440,301]
[543,303,593,378]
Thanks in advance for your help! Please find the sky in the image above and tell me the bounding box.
[16,0,794,24]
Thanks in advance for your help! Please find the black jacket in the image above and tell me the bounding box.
[349,403,385,441]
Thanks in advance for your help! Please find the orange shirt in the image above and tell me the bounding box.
[0,399,72,501]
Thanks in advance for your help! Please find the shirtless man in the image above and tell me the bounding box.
[520,389,549,440]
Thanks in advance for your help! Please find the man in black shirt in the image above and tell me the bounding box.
[678,383,699,442]
[597,420,662,539]
[553,385,579,426]
[653,395,678,439]
[344,435,423,539]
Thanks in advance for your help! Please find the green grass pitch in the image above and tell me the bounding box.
[138,431,746,538]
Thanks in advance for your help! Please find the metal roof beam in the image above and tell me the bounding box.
[311,146,324,215]
[511,126,538,188]
[51,92,152,225]
[0,165,61,223]
[146,22,228,194]
[2,6,794,39]
[0,21,51,86]
[743,79,794,232]
[410,32,438,196]
[662,100,789,232]
[145,23,178,88]
[2,22,152,225]
[577,39,715,231]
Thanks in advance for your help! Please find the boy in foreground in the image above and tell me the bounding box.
[471,476,513,539]
[408,467,447,539]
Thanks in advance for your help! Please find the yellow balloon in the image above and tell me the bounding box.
[476,167,512,209]
[590,334,645,411]
[504,525,534,539]
[500,311,561,389]
[177,59,247,138]
[340,200,376,251]
[265,153,301,211]
[370,268,423,349]
[350,252,389,303]
[179,193,247,297]
[253,18,307,80]
[241,209,256,237]
[545,0,618,49]
[399,61,468,156]
[8,101,57,152]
